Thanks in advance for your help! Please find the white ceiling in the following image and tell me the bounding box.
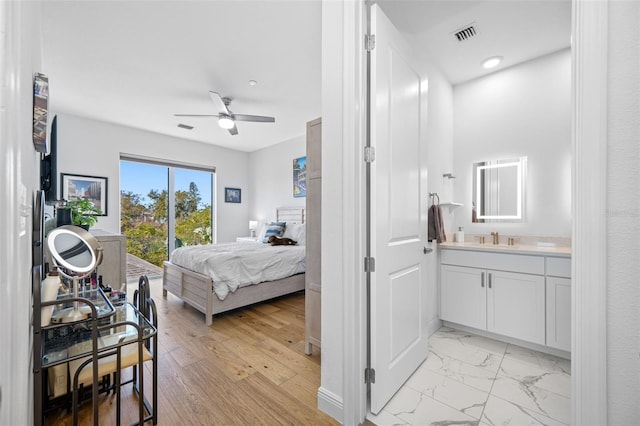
[377,0,571,85]
[42,0,570,153]
[42,1,323,152]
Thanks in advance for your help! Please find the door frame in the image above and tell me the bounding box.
[335,0,608,424]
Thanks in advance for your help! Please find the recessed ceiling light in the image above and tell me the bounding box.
[482,56,503,69]
[248,79,257,86]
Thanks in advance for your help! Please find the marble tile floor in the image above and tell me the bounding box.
[368,327,571,426]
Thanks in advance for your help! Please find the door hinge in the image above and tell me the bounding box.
[365,34,376,52]
[364,146,375,163]
[365,367,376,384]
[364,256,376,273]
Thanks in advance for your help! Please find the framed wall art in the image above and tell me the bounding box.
[224,187,241,203]
[61,173,108,215]
[293,156,307,198]
[33,72,49,153]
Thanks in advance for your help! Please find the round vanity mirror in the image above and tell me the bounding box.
[46,225,103,323]
[47,226,98,273]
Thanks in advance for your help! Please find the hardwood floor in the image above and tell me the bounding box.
[45,277,337,425]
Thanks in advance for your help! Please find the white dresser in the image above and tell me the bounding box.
[91,229,127,289]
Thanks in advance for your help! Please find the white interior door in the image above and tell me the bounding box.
[369,4,429,414]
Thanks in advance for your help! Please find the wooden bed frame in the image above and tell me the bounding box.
[162,207,306,325]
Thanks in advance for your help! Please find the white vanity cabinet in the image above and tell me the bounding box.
[546,257,572,351]
[486,270,545,344]
[440,265,486,330]
[440,249,546,345]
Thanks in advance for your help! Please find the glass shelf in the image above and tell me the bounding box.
[44,287,115,329]
[41,302,156,368]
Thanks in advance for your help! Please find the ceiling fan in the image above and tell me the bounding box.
[174,91,275,135]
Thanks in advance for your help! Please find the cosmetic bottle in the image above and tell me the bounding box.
[456,226,465,243]
[41,267,60,326]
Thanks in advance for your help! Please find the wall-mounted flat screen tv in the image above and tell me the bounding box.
[41,115,57,201]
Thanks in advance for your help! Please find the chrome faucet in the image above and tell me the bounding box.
[491,232,499,245]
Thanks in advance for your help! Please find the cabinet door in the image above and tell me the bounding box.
[440,265,486,330]
[546,276,571,351]
[487,270,545,344]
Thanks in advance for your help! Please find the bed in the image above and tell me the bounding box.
[162,207,305,325]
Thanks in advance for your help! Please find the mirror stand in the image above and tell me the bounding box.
[52,274,90,323]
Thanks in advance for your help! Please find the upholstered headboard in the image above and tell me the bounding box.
[276,207,305,224]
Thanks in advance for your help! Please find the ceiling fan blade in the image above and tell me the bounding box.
[209,91,230,115]
[174,114,220,117]
[228,124,238,136]
[233,114,275,123]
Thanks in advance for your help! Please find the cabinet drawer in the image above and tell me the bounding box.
[546,257,571,278]
[441,249,544,275]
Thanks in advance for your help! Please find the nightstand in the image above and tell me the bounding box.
[236,236,260,243]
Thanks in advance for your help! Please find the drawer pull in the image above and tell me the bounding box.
[481,272,485,288]
[488,273,492,289]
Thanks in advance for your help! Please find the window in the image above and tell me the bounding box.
[120,156,215,267]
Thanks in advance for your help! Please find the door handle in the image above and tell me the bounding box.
[481,272,485,287]
[488,273,492,289]
[424,247,433,254]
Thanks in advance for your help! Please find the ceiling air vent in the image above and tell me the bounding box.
[453,24,477,42]
[177,123,194,130]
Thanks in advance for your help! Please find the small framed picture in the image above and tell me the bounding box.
[224,187,241,203]
[293,156,307,198]
[61,173,108,215]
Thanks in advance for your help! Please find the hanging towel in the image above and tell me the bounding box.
[428,204,447,243]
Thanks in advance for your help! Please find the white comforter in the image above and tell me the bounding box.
[169,242,306,301]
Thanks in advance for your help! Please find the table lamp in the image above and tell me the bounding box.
[249,220,258,238]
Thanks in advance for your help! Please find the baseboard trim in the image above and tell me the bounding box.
[427,317,443,337]
[318,386,344,424]
[442,321,571,360]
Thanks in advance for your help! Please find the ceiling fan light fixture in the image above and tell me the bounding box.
[218,115,235,129]
[482,56,503,69]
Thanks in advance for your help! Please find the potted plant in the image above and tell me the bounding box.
[65,199,102,230]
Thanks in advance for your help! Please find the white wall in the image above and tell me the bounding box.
[606,1,640,422]
[320,0,348,421]
[0,1,44,423]
[55,114,250,243]
[414,50,454,335]
[248,134,306,226]
[453,49,572,238]
[320,1,455,422]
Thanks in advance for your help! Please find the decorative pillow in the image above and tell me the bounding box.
[283,223,306,246]
[295,226,306,246]
[261,221,286,243]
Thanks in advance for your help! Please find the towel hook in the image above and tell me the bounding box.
[429,192,440,205]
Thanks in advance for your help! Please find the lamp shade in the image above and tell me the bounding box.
[249,220,258,230]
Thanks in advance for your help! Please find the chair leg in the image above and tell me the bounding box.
[116,350,122,426]
[71,390,77,426]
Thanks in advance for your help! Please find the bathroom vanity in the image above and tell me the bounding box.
[439,241,571,354]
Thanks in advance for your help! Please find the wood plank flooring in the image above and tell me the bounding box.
[45,278,337,426]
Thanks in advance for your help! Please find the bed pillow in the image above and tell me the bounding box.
[260,221,286,243]
[282,223,306,246]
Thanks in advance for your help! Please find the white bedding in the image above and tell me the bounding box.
[169,242,306,301]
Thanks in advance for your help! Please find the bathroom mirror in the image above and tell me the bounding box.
[472,157,527,222]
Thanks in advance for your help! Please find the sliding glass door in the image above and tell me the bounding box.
[120,158,215,267]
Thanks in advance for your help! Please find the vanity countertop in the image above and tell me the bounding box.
[439,241,571,257]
